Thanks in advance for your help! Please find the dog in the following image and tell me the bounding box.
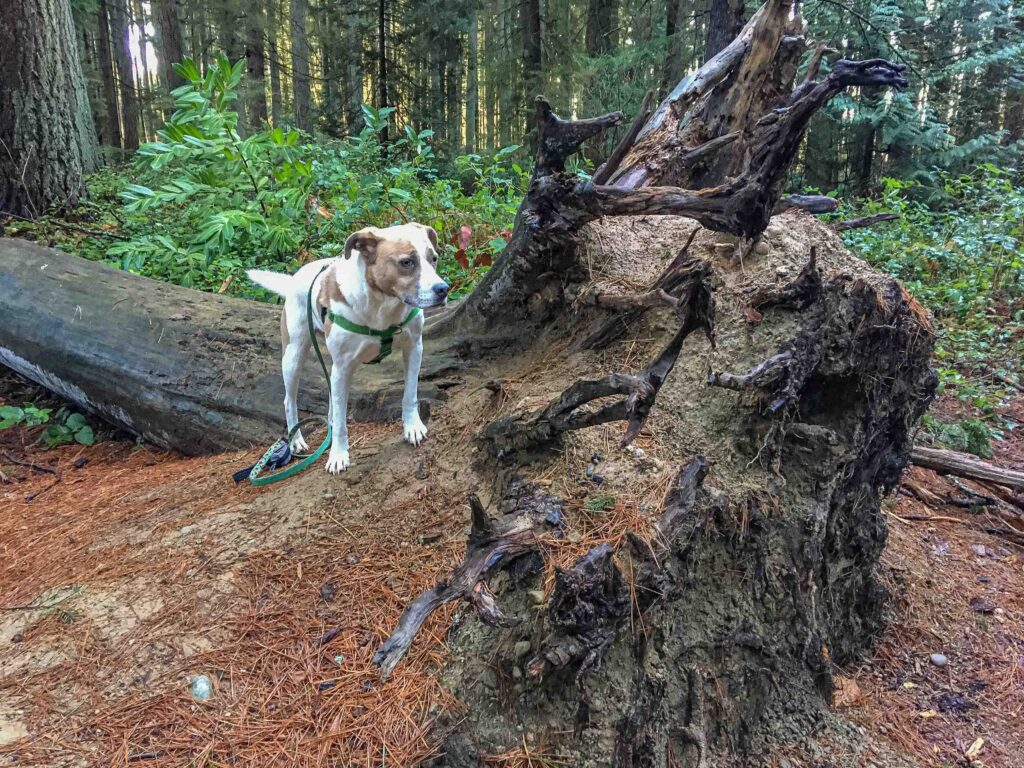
[247,223,449,473]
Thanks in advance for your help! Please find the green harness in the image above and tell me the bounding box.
[323,305,421,364]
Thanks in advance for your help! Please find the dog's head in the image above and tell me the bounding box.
[343,223,449,308]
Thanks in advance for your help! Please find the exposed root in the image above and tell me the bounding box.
[486,264,715,456]
[373,486,565,679]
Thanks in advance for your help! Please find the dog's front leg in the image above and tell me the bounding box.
[401,328,428,446]
[325,355,356,473]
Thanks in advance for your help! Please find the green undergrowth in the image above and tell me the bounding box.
[835,167,1023,455]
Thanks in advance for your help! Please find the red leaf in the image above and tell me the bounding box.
[454,249,469,269]
[474,252,492,267]
[459,225,473,250]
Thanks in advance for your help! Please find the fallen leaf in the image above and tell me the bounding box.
[902,681,918,690]
[833,675,865,708]
[965,737,984,760]
[741,306,764,324]
[919,709,937,718]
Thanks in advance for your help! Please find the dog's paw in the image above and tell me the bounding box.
[403,415,429,447]
[289,430,309,453]
[325,450,350,474]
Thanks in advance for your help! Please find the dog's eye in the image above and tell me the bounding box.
[399,257,416,270]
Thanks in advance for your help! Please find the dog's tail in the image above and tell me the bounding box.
[246,269,294,298]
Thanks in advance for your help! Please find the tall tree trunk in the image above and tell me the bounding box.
[446,34,461,151]
[376,0,389,140]
[466,11,479,152]
[346,0,363,131]
[0,0,100,218]
[319,12,339,134]
[152,0,186,92]
[108,0,140,150]
[705,0,745,60]
[520,0,542,81]
[585,0,617,57]
[96,0,123,149]
[246,6,269,128]
[664,0,684,92]
[291,0,314,131]
[267,0,284,125]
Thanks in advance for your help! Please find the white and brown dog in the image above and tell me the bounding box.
[247,223,449,473]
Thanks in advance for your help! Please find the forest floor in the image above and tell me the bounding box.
[1,357,1023,768]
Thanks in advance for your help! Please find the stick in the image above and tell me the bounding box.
[2,211,129,240]
[592,89,656,185]
[833,213,899,232]
[910,446,1024,492]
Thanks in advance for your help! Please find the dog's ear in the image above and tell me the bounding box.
[344,228,379,261]
[412,222,439,252]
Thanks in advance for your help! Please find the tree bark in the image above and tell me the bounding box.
[911,446,1024,492]
[291,0,314,131]
[465,10,479,152]
[0,238,453,454]
[267,0,284,125]
[346,0,364,131]
[376,0,389,140]
[705,0,746,61]
[246,5,269,128]
[109,0,140,150]
[96,0,123,149]
[152,0,186,93]
[585,0,617,57]
[0,0,99,219]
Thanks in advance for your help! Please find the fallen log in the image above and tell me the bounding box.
[0,238,454,454]
[911,445,1024,492]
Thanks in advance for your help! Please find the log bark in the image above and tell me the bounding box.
[0,238,454,454]
[911,446,1024,492]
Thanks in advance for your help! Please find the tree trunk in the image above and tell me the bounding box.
[267,0,284,125]
[152,0,186,93]
[290,0,314,131]
[663,0,684,92]
[96,0,123,150]
[246,6,269,128]
[466,10,479,152]
[0,0,99,219]
[705,0,745,61]
[109,0,140,150]
[376,0,389,140]
[585,0,617,57]
[0,238,452,454]
[346,0,363,131]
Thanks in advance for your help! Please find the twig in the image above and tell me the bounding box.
[833,212,899,232]
[0,450,62,501]
[1,211,129,240]
[592,88,655,185]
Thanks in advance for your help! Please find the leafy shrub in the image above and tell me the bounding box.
[97,57,526,295]
[0,405,95,447]
[838,166,1024,405]
[922,415,998,459]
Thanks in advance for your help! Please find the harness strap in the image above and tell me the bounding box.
[324,305,421,364]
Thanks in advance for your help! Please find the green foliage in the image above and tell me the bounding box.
[41,411,96,449]
[922,414,998,458]
[0,404,52,429]
[838,166,1023,406]
[88,57,527,295]
[0,404,96,447]
[837,165,1022,455]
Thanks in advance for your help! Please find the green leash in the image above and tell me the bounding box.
[246,266,420,485]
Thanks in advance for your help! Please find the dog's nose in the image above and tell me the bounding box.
[432,283,450,300]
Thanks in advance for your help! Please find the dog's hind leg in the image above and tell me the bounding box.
[281,304,312,453]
